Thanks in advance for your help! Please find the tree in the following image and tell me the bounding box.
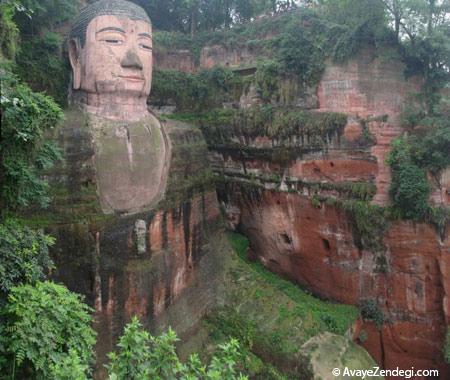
[380,0,450,109]
[319,0,392,62]
[107,316,248,380]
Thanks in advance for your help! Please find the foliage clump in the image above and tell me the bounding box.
[1,69,63,211]
[107,316,247,380]
[15,32,71,106]
[387,137,430,220]
[0,1,20,60]
[0,218,54,298]
[359,299,385,329]
[0,281,96,379]
[387,101,450,225]
[11,0,80,105]
[151,67,243,112]
[176,106,347,147]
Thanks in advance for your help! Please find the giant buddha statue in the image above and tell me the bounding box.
[68,0,169,214]
[38,0,227,376]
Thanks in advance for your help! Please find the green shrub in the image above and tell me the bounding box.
[15,33,71,106]
[0,218,54,298]
[50,349,90,380]
[409,119,450,174]
[0,1,19,60]
[107,316,247,380]
[0,281,96,379]
[326,199,387,253]
[277,11,327,84]
[387,137,430,220]
[388,103,450,224]
[359,299,384,328]
[0,69,63,211]
[254,60,281,102]
[150,67,242,112]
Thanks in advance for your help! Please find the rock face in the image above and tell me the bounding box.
[221,188,449,375]
[210,52,450,376]
[300,332,384,380]
[154,48,195,73]
[39,111,227,378]
[200,44,260,69]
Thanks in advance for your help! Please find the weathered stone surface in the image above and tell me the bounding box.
[39,4,230,379]
[209,51,449,376]
[219,187,449,376]
[300,332,384,380]
[200,44,259,69]
[38,110,226,378]
[69,12,153,121]
[90,112,170,214]
[154,48,195,73]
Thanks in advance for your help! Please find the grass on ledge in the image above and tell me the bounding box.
[203,231,358,377]
[226,232,358,337]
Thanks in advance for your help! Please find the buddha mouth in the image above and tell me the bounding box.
[119,75,144,82]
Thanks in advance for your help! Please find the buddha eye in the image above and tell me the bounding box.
[139,43,152,51]
[105,39,123,45]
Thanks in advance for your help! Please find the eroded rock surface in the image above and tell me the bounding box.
[209,52,450,376]
[300,332,384,380]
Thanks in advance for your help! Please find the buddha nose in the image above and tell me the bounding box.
[121,49,143,70]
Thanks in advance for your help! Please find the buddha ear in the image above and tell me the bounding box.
[69,39,81,90]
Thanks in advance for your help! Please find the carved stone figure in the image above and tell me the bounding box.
[68,0,170,214]
[38,1,226,375]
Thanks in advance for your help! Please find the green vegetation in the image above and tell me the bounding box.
[151,67,243,111]
[169,107,347,146]
[0,1,20,61]
[335,200,387,253]
[1,70,63,212]
[387,137,431,220]
[15,33,71,106]
[229,232,355,338]
[0,218,54,299]
[387,105,450,228]
[132,0,298,36]
[359,299,385,329]
[202,232,358,377]
[0,281,96,379]
[11,0,80,105]
[107,317,247,380]
[0,214,95,379]
[321,0,392,63]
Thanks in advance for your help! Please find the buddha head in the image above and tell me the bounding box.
[68,0,153,118]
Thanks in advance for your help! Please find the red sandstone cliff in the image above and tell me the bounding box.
[208,51,450,377]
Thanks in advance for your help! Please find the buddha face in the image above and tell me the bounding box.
[69,15,153,98]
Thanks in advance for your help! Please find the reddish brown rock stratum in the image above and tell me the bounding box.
[212,52,450,377]
[222,190,449,376]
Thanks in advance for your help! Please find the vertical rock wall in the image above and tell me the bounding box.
[209,52,450,376]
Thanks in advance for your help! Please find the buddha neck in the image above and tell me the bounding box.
[70,90,149,122]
